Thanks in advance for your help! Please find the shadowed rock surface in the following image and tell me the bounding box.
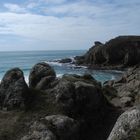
[0,49,140,140]
[103,65,140,109]
[75,36,140,69]
[0,68,28,110]
[0,63,122,140]
[29,62,56,89]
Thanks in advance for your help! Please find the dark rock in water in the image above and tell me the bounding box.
[59,58,72,63]
[75,36,140,68]
[107,106,140,140]
[29,62,56,89]
[0,68,28,110]
[74,56,85,65]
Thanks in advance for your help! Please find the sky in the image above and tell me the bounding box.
[0,0,139,51]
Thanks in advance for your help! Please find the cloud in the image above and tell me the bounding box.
[4,3,26,13]
[42,0,67,4]
[0,0,139,50]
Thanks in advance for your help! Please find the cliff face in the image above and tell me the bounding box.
[75,36,140,69]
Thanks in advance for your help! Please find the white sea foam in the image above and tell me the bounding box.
[46,61,62,66]
[24,75,29,85]
[56,74,63,78]
[45,59,87,69]
[111,76,115,80]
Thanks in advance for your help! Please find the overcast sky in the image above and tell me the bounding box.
[0,0,139,51]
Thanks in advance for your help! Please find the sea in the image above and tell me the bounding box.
[0,50,123,83]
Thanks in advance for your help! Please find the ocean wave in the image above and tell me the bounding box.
[46,61,62,66]
[56,74,63,78]
[45,60,87,69]
[24,76,29,84]
[111,76,115,80]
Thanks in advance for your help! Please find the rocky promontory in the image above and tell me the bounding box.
[75,36,140,69]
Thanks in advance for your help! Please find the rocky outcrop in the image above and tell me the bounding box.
[103,65,140,109]
[21,121,56,140]
[5,63,119,140]
[108,106,140,140]
[59,58,72,63]
[21,115,79,140]
[75,36,140,69]
[1,62,140,140]
[29,62,56,90]
[0,68,28,110]
[44,115,79,140]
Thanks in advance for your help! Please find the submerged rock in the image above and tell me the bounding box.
[0,68,28,110]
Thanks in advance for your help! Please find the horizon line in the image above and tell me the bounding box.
[0,49,87,52]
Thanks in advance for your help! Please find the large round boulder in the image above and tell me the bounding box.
[50,74,104,116]
[108,106,140,140]
[29,62,56,89]
[0,68,28,110]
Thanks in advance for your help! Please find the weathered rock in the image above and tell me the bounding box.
[21,115,79,140]
[84,44,106,64]
[104,65,140,108]
[44,115,79,140]
[75,36,140,68]
[53,79,75,113]
[45,74,120,140]
[59,58,72,63]
[21,121,56,140]
[108,106,140,140]
[0,68,28,110]
[29,62,56,89]
[74,81,104,115]
[50,74,104,116]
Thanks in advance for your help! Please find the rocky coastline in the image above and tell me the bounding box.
[58,36,140,71]
[0,36,140,140]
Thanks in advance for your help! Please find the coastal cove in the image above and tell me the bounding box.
[0,36,139,140]
[0,50,123,83]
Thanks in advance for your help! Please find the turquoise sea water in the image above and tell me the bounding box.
[0,50,123,83]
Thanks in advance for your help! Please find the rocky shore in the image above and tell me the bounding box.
[73,36,140,70]
[0,36,140,140]
[0,62,139,140]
